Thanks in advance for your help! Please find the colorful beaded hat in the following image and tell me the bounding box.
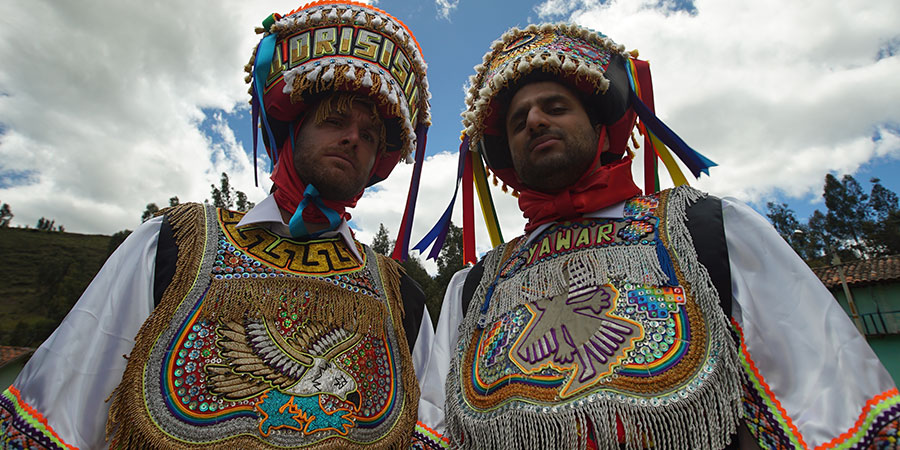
[415,23,716,263]
[246,0,431,259]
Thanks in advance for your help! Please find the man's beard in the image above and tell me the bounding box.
[514,126,599,193]
[294,138,368,201]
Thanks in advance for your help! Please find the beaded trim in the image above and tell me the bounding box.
[462,23,624,152]
[246,1,431,160]
[446,186,743,450]
[107,203,418,448]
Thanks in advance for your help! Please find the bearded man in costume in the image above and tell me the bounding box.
[413,24,900,450]
[1,2,435,448]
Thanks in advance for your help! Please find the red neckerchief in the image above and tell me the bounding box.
[517,128,641,233]
[270,119,362,225]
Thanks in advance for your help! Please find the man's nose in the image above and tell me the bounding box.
[339,123,361,147]
[525,107,549,133]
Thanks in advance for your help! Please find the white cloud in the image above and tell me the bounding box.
[531,0,900,206]
[0,1,308,233]
[435,0,460,21]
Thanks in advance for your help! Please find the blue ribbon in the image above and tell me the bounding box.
[413,135,469,260]
[623,59,716,179]
[251,33,280,187]
[288,184,343,238]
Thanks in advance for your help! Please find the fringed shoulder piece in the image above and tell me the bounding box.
[107,202,211,447]
[445,188,743,450]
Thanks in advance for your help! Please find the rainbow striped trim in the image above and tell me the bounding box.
[733,318,900,449]
[412,421,450,449]
[1,386,77,450]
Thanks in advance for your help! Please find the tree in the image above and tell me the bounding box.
[0,202,12,227]
[107,229,133,258]
[402,254,441,325]
[823,174,869,255]
[141,203,160,223]
[371,224,392,255]
[434,223,464,302]
[863,178,900,256]
[235,191,255,213]
[36,217,59,231]
[766,202,802,245]
[169,196,180,207]
[210,172,254,212]
[210,172,234,209]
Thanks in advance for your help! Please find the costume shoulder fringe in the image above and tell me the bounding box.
[447,186,744,450]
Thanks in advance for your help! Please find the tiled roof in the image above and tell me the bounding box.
[812,255,900,289]
[0,346,35,368]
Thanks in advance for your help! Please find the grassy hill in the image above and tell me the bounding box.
[0,227,117,347]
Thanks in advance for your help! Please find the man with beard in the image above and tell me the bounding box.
[1,2,434,448]
[413,23,899,450]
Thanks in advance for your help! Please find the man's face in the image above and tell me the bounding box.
[505,81,602,193]
[294,99,382,201]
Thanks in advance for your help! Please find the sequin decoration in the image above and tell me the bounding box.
[625,284,685,320]
[617,220,654,242]
[623,195,660,219]
[461,192,708,411]
[147,212,409,446]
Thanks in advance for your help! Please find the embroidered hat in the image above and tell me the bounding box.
[246,0,431,188]
[246,1,432,260]
[461,23,636,191]
[414,23,716,264]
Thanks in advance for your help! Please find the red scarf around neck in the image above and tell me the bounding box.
[517,130,641,233]
[270,120,362,226]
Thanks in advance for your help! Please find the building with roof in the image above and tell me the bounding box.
[1,346,35,391]
[812,254,900,384]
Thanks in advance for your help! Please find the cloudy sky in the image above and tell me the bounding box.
[1,0,898,273]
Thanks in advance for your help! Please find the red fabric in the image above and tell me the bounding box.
[634,58,659,195]
[517,128,641,233]
[270,119,361,225]
[462,150,476,264]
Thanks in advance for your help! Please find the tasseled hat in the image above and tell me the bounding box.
[415,23,716,264]
[246,1,432,260]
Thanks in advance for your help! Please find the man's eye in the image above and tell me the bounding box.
[549,106,567,114]
[325,117,342,125]
[361,131,375,143]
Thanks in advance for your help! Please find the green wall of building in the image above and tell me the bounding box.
[830,282,900,385]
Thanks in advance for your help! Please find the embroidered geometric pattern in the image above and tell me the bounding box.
[447,188,744,449]
[733,319,900,450]
[411,421,450,450]
[109,204,416,448]
[1,387,75,450]
[461,192,717,408]
[218,209,368,277]
[732,319,807,449]
[483,29,616,95]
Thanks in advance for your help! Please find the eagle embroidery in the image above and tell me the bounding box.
[207,318,363,436]
[510,270,643,398]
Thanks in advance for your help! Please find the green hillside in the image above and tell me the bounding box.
[0,228,114,347]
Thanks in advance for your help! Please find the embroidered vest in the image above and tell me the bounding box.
[108,204,418,449]
[446,187,742,450]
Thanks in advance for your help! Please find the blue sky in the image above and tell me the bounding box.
[1,0,899,272]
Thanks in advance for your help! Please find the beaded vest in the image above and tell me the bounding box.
[446,187,742,450]
[108,204,418,449]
